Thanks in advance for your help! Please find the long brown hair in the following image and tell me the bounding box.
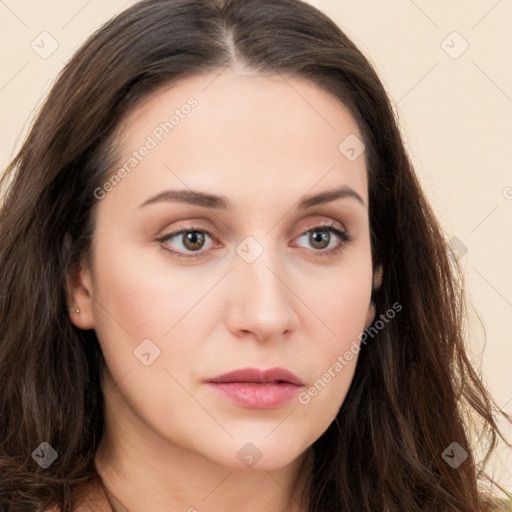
[1,0,510,510]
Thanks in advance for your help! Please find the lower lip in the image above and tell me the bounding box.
[206,382,302,408]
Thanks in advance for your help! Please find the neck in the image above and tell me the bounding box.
[97,477,129,512]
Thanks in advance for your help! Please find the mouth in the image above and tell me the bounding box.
[205,367,304,409]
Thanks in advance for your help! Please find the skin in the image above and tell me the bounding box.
[67,69,382,512]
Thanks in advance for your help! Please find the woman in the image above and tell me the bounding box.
[0,0,510,510]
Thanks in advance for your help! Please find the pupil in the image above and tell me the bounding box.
[311,230,329,248]
[185,231,204,249]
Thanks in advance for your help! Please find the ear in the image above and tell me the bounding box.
[364,264,383,328]
[66,255,96,330]
[364,301,376,328]
[372,263,383,292]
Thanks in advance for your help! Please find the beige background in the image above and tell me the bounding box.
[1,0,511,493]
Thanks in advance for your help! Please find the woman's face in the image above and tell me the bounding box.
[70,70,375,472]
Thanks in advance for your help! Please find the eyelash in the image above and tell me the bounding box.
[156,223,353,260]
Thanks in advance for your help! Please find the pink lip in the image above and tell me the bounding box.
[206,367,304,409]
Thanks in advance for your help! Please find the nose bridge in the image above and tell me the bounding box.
[236,234,287,304]
[227,233,297,338]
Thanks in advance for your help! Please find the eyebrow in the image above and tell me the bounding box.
[138,184,366,210]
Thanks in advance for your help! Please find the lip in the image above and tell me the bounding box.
[207,367,304,386]
[206,367,304,409]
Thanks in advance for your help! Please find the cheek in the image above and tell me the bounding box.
[297,316,364,440]
[89,239,224,381]
[91,238,189,334]
[301,262,372,339]
[88,240,173,372]
[294,267,371,422]
[291,230,373,336]
[295,340,359,449]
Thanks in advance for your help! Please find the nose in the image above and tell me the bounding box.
[224,242,299,343]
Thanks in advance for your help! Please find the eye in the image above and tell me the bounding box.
[156,223,353,259]
[294,223,353,257]
[157,227,216,258]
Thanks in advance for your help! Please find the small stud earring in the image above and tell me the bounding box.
[75,307,80,314]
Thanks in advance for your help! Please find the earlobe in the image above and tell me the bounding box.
[66,258,95,330]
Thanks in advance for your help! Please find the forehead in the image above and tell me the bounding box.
[102,69,368,212]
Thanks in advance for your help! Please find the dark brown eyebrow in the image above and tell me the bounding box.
[296,185,366,209]
[138,189,231,210]
[138,185,365,210]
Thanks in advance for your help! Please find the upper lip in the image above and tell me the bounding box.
[207,367,304,386]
